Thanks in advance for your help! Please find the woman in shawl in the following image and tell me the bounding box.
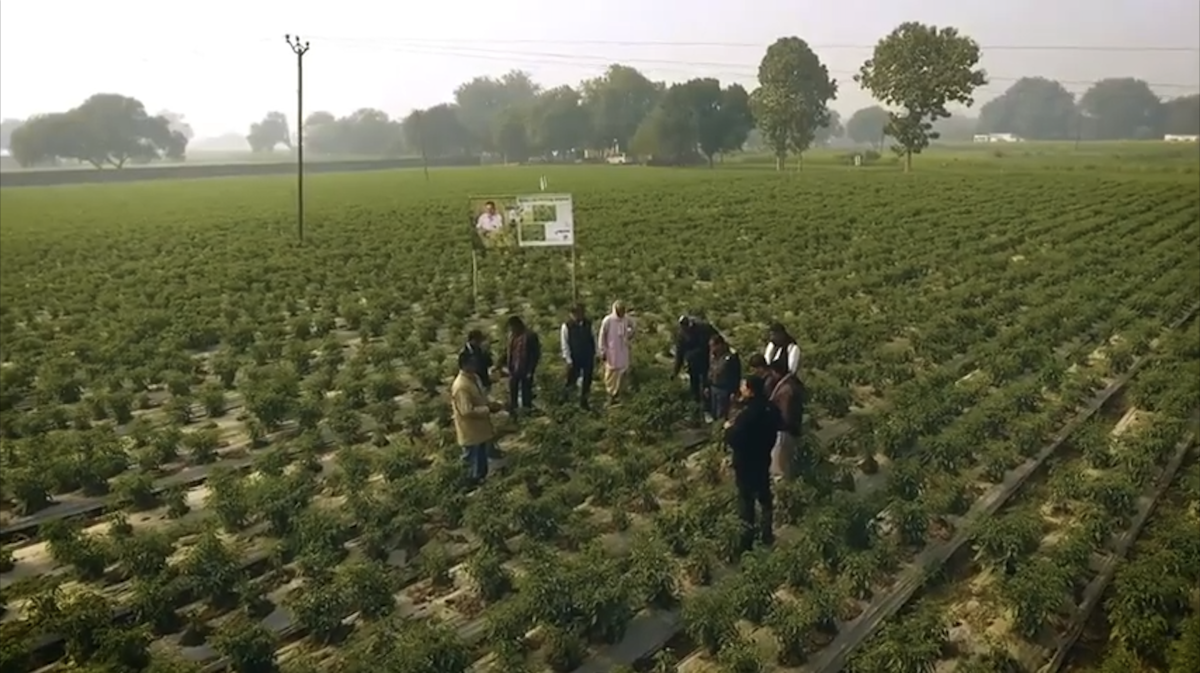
[598,300,634,402]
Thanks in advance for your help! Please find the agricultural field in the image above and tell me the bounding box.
[0,162,1198,673]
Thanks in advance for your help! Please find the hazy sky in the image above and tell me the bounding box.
[2,0,1197,138]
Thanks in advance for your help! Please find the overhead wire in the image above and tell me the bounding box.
[313,40,1200,91]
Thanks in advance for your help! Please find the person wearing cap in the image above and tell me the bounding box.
[503,316,541,421]
[673,315,719,414]
[763,323,802,378]
[560,304,597,409]
[452,350,504,485]
[598,300,634,402]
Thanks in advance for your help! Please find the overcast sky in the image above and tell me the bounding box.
[2,0,1197,138]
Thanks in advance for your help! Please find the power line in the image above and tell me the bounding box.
[329,41,1200,90]
[307,35,1200,53]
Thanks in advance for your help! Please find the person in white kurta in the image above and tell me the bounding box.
[598,300,634,400]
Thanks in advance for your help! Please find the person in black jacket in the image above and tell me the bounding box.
[504,316,541,420]
[673,315,718,408]
[559,304,596,409]
[724,375,781,552]
[459,330,494,392]
[707,334,741,421]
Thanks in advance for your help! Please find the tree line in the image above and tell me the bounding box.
[5,21,1199,170]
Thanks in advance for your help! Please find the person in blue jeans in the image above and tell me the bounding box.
[451,351,502,486]
[707,334,742,422]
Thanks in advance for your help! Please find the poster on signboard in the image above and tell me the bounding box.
[468,195,520,249]
[514,193,574,247]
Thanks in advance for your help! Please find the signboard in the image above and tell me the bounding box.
[468,193,574,248]
[514,193,574,247]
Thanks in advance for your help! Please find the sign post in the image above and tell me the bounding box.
[467,192,577,308]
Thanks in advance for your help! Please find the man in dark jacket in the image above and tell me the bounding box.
[504,316,541,420]
[559,304,596,409]
[708,334,741,421]
[459,329,494,392]
[673,315,718,408]
[724,375,782,552]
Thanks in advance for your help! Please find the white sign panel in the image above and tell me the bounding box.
[515,193,574,247]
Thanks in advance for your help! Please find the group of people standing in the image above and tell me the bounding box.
[674,317,807,551]
[450,301,636,484]
[450,304,808,554]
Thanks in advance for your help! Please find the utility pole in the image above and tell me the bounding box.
[285,34,310,244]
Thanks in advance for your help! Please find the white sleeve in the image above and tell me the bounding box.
[764,343,775,362]
[597,317,609,354]
[560,323,571,362]
[787,344,801,375]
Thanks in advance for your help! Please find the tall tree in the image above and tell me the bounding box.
[855,22,987,171]
[845,106,890,148]
[750,36,838,170]
[814,109,844,146]
[247,112,291,153]
[580,65,663,153]
[402,104,470,158]
[493,107,531,163]
[1161,94,1200,136]
[630,83,701,164]
[9,95,186,169]
[453,70,540,153]
[976,77,1076,140]
[528,86,590,159]
[1078,78,1163,140]
[719,84,754,154]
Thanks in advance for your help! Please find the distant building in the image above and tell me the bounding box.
[973,133,1023,143]
[1163,134,1200,142]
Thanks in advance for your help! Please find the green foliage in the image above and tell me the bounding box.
[855,22,987,170]
[750,36,838,169]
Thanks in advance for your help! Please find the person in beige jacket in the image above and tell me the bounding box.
[452,350,503,485]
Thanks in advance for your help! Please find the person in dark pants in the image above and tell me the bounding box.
[708,334,741,421]
[673,315,719,413]
[724,375,782,552]
[459,329,494,393]
[767,358,806,481]
[504,316,541,420]
[559,304,596,409]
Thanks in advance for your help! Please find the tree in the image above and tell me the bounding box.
[976,77,1076,140]
[9,95,187,169]
[453,70,540,153]
[1078,78,1164,140]
[305,108,403,156]
[247,112,291,153]
[689,79,753,165]
[845,105,891,148]
[855,22,987,171]
[814,109,844,146]
[630,83,702,165]
[493,106,531,163]
[402,104,471,158]
[157,111,195,140]
[750,36,838,170]
[0,118,23,150]
[528,85,590,159]
[1161,94,1200,135]
[581,65,664,153]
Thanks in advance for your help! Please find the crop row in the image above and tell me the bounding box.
[836,312,1200,673]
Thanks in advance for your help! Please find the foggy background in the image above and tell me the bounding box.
[2,0,1197,149]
